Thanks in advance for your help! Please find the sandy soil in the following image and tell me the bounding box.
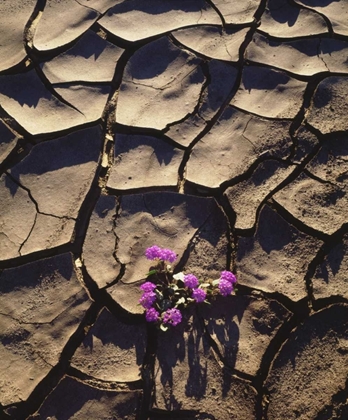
[1,0,348,419]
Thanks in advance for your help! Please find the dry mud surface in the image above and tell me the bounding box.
[1,0,348,419]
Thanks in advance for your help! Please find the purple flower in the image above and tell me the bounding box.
[145,245,162,260]
[218,278,233,297]
[140,281,157,293]
[163,308,182,326]
[139,291,156,309]
[145,307,160,322]
[159,248,177,263]
[145,246,177,263]
[192,288,206,303]
[184,274,199,289]
[220,271,237,285]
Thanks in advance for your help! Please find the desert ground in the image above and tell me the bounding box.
[1,0,348,419]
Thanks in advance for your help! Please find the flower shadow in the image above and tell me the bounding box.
[156,300,244,409]
[200,295,244,383]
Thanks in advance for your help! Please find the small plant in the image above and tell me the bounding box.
[139,245,237,331]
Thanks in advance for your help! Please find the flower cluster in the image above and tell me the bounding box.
[145,245,177,263]
[139,246,237,331]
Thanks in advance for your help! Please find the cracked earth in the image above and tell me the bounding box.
[1,0,348,419]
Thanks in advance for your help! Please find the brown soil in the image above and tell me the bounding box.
[1,1,348,419]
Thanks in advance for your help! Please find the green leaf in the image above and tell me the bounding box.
[160,324,169,332]
[201,283,210,288]
[212,279,220,286]
[146,270,157,277]
[170,284,179,291]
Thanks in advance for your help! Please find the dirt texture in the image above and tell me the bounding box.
[1,0,348,419]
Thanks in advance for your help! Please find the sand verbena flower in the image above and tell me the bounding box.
[140,281,157,292]
[160,248,177,263]
[220,270,237,285]
[141,246,237,330]
[145,308,160,322]
[218,278,233,297]
[145,245,177,263]
[163,308,182,326]
[184,273,199,289]
[192,288,206,303]
[139,291,156,309]
[145,245,162,260]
